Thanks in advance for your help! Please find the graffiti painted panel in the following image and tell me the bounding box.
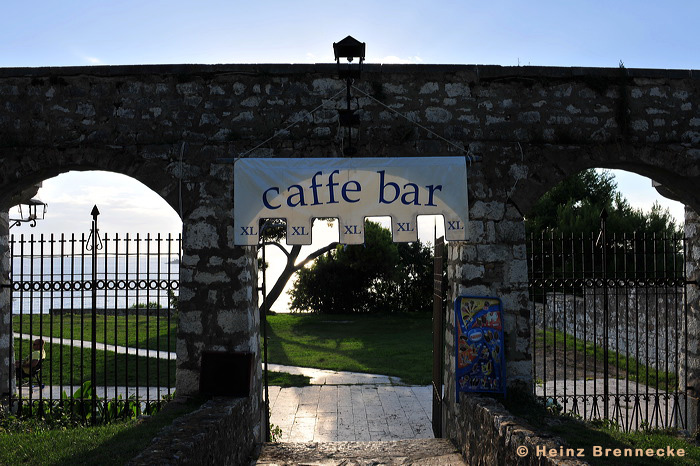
[455,296,506,400]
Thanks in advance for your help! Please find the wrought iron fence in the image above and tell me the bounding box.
[10,215,180,422]
[528,214,688,432]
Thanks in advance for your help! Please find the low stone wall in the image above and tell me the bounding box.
[539,288,683,370]
[451,393,588,465]
[128,396,259,465]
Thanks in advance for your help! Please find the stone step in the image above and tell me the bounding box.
[254,438,465,465]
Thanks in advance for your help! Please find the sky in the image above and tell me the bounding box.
[2,0,694,310]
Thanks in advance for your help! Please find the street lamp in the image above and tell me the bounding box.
[333,36,365,155]
[10,198,47,228]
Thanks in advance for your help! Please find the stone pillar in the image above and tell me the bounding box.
[442,198,531,441]
[682,206,700,433]
[0,211,13,402]
[175,161,262,443]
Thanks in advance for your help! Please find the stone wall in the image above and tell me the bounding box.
[128,397,258,465]
[0,212,11,398]
[454,393,588,465]
[540,289,683,370]
[2,63,700,448]
[682,207,700,431]
[442,194,532,437]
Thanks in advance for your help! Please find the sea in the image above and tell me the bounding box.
[10,254,180,314]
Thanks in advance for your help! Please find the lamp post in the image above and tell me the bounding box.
[333,35,365,156]
[9,198,47,229]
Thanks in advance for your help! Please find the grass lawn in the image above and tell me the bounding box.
[14,338,175,388]
[14,312,434,384]
[267,371,311,387]
[505,389,700,465]
[14,314,176,353]
[265,313,433,385]
[0,397,204,466]
[536,328,678,392]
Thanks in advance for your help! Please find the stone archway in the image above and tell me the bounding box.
[1,63,700,454]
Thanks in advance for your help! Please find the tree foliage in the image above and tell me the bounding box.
[525,169,681,239]
[258,219,338,315]
[526,169,683,280]
[288,221,433,314]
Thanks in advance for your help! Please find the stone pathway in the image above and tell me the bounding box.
[255,439,465,465]
[268,384,434,442]
[17,383,173,401]
[14,332,175,360]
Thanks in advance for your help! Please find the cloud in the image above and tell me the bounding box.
[83,56,102,65]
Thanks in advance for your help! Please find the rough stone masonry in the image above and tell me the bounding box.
[0,63,699,453]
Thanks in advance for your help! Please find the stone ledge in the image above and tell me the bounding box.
[256,439,465,465]
[453,394,589,465]
[1,63,697,80]
[128,396,258,465]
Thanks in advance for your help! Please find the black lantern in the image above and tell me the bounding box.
[10,198,47,228]
[333,35,365,79]
[334,36,365,155]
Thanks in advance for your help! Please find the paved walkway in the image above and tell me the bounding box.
[263,364,435,442]
[14,333,175,360]
[268,384,434,442]
[17,381,173,402]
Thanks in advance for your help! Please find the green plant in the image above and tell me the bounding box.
[269,423,283,442]
[13,381,166,427]
[130,301,162,309]
[544,397,563,415]
[0,394,202,466]
[589,417,620,431]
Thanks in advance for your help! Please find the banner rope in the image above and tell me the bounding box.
[351,84,478,164]
[234,88,346,162]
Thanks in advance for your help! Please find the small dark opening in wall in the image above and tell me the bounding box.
[199,351,253,397]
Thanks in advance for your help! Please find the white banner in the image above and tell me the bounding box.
[233,157,468,245]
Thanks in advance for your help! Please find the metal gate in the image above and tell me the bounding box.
[432,236,444,437]
[9,207,180,421]
[529,210,688,431]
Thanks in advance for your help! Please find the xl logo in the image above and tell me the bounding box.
[344,225,362,234]
[396,222,414,232]
[447,221,464,231]
[240,226,257,236]
[291,226,309,236]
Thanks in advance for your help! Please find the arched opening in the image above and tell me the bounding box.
[4,170,182,419]
[258,216,442,442]
[526,166,690,432]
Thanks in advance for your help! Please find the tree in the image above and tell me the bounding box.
[525,169,681,239]
[526,169,683,279]
[288,221,434,314]
[258,219,338,315]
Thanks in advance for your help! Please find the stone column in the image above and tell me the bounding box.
[175,161,262,443]
[0,211,13,402]
[682,206,700,433]
[442,198,531,441]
